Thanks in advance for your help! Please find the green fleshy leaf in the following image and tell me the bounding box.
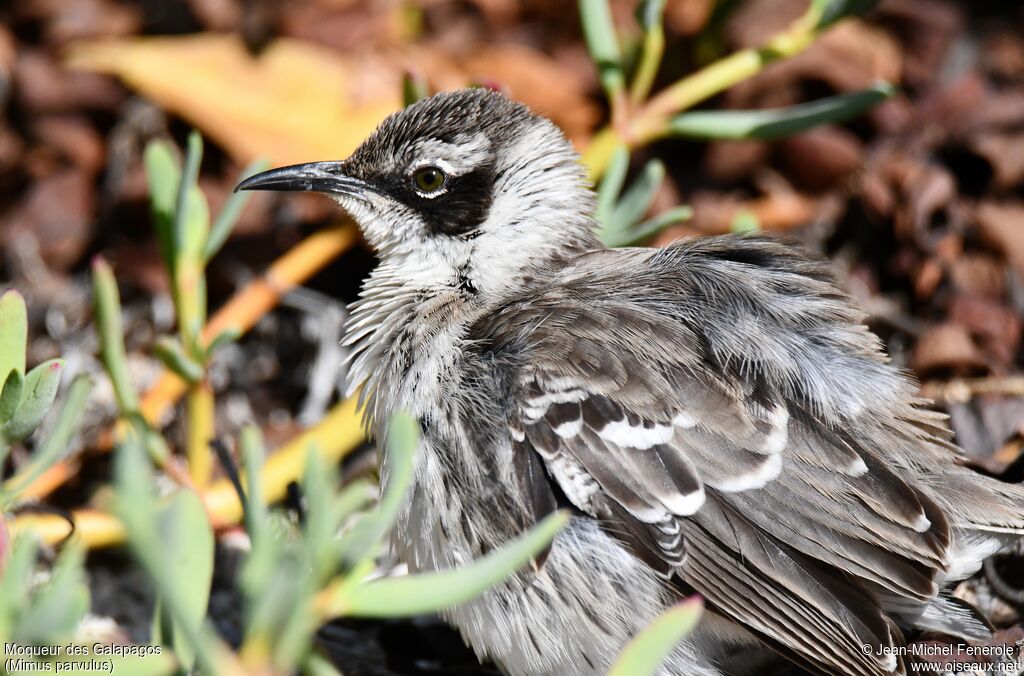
[238,525,287,629]
[302,445,341,583]
[666,83,894,140]
[239,425,269,542]
[269,573,319,670]
[151,490,214,671]
[609,159,665,233]
[0,290,27,381]
[237,431,305,667]
[251,550,317,673]
[205,326,242,357]
[2,359,65,444]
[0,533,38,640]
[114,434,157,536]
[731,209,761,233]
[332,479,374,525]
[237,448,315,676]
[143,423,171,465]
[598,155,683,247]
[93,258,139,416]
[608,598,703,676]
[182,185,210,259]
[242,542,296,632]
[153,336,204,384]
[144,139,182,269]
[3,374,93,501]
[579,0,625,100]
[13,541,89,644]
[334,511,568,618]
[605,205,692,248]
[203,158,270,263]
[594,144,629,227]
[338,412,419,567]
[174,131,204,254]
[115,435,222,673]
[303,651,344,676]
[0,369,24,424]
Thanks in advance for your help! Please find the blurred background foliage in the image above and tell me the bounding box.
[2,0,1024,674]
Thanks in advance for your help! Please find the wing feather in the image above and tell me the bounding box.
[683,495,903,675]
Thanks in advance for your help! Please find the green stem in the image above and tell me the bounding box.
[176,256,206,357]
[582,3,824,180]
[186,380,215,487]
[629,16,665,105]
[632,13,819,143]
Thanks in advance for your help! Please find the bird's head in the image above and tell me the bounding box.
[237,88,597,297]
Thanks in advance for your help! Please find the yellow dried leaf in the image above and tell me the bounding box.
[67,33,401,166]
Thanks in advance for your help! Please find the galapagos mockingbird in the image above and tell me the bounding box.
[237,88,1024,676]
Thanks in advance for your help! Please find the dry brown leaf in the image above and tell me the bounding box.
[4,169,95,271]
[975,201,1024,277]
[982,30,1024,82]
[949,294,1021,370]
[775,127,863,192]
[948,254,1006,298]
[896,163,958,245]
[971,131,1024,192]
[32,114,106,173]
[0,127,24,177]
[913,74,987,144]
[912,322,986,375]
[66,33,402,166]
[947,396,1024,472]
[664,0,715,37]
[187,0,243,32]
[877,0,961,88]
[913,256,944,299]
[0,23,14,91]
[281,1,408,53]
[703,139,770,183]
[17,48,123,112]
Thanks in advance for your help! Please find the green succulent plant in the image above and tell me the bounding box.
[0,289,93,649]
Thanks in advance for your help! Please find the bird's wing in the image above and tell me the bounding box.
[475,236,959,676]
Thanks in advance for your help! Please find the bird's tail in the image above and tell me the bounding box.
[929,468,1024,583]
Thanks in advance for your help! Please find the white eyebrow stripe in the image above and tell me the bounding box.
[412,133,491,175]
[411,157,456,175]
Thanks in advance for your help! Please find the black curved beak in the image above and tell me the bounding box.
[234,161,371,199]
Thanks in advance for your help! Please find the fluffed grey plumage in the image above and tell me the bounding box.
[237,88,1024,676]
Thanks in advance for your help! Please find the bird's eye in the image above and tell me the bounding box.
[412,166,447,193]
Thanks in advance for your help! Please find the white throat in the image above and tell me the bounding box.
[342,257,471,433]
